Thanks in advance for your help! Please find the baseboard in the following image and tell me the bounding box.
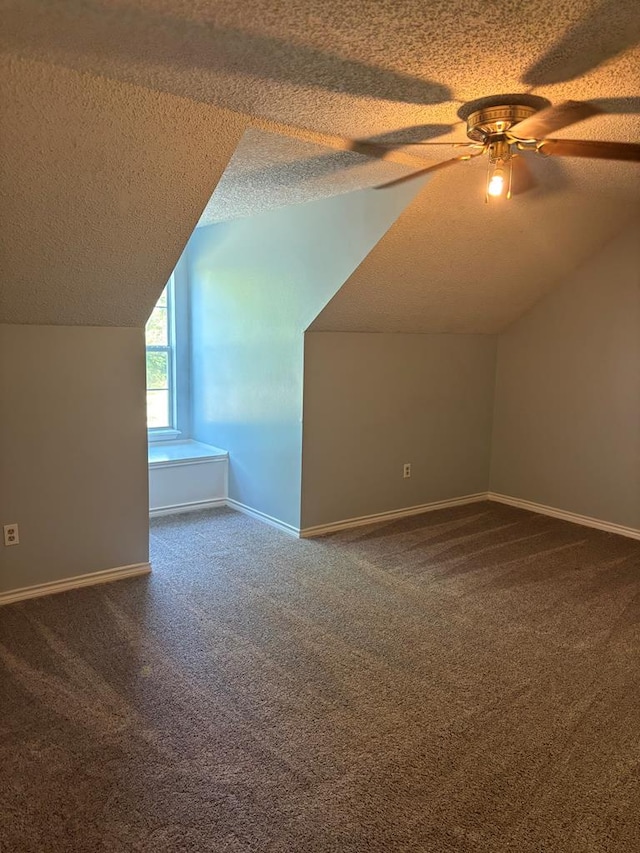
[299,493,488,538]
[149,490,640,543]
[488,493,640,541]
[225,499,300,537]
[0,563,152,607]
[149,498,226,518]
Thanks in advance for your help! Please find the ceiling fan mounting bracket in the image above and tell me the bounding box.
[466,104,538,143]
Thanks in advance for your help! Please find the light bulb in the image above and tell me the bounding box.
[485,154,512,202]
[487,170,505,197]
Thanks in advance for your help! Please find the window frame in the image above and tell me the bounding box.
[146,260,191,443]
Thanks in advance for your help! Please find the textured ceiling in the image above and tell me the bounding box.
[4,0,639,137]
[0,55,248,326]
[197,129,414,226]
[311,160,639,333]
[1,0,639,328]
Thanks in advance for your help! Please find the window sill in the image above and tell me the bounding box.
[148,440,228,469]
[148,429,183,443]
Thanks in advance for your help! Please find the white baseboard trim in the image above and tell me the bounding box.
[6,492,633,608]
[488,493,640,541]
[151,489,639,543]
[299,493,488,538]
[0,562,152,607]
[225,498,300,537]
[150,498,226,518]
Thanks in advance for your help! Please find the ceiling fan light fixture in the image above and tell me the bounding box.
[487,167,506,197]
[372,97,639,199]
[485,139,513,201]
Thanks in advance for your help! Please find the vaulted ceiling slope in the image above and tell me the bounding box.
[1,0,639,329]
[0,56,248,326]
[310,161,640,334]
[197,129,416,226]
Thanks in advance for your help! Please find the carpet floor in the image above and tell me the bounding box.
[1,501,639,852]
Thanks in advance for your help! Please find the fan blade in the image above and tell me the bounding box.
[510,101,602,140]
[538,139,640,161]
[374,157,468,189]
[511,155,538,195]
[252,118,436,169]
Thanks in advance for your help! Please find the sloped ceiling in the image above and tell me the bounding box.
[310,160,640,333]
[0,56,248,326]
[1,0,639,329]
[197,129,416,226]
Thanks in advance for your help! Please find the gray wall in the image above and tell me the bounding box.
[0,325,149,593]
[301,332,497,528]
[490,223,640,529]
[187,183,423,529]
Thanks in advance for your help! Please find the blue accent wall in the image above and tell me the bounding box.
[186,183,422,527]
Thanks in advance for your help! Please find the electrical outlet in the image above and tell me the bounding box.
[403,463,411,479]
[4,523,19,546]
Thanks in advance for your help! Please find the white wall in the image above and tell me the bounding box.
[301,332,497,528]
[0,325,149,594]
[490,223,640,529]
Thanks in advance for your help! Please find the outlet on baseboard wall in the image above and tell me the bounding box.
[403,463,411,479]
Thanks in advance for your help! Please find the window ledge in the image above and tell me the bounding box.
[148,440,228,469]
[148,429,182,443]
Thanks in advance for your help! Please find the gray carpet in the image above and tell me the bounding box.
[1,502,640,852]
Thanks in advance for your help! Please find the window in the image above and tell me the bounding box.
[145,278,175,431]
[145,261,191,442]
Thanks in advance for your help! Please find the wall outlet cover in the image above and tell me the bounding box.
[3,524,19,546]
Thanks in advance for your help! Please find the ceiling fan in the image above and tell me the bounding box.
[256,98,640,202]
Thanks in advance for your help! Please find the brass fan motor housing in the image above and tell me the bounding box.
[466,104,538,143]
